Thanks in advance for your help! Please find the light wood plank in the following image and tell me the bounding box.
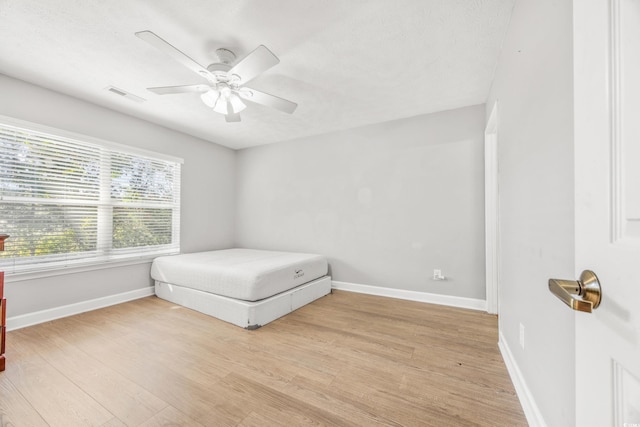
[138,405,205,427]
[5,336,114,426]
[0,373,48,426]
[15,323,169,426]
[2,291,526,426]
[102,417,128,427]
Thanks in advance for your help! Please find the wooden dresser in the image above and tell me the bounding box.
[0,234,8,372]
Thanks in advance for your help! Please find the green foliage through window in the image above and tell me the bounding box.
[0,120,181,273]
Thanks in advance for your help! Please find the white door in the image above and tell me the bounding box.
[573,0,640,426]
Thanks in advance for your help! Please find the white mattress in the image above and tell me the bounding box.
[150,248,328,301]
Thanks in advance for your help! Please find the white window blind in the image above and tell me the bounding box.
[0,121,181,274]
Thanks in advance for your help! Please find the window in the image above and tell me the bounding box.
[0,118,181,274]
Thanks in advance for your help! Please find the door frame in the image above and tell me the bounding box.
[485,101,499,315]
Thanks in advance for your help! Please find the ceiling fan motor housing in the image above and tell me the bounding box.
[206,62,232,78]
[205,48,236,79]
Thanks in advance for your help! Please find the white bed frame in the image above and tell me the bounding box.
[155,275,332,329]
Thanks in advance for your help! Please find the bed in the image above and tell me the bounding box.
[150,248,331,329]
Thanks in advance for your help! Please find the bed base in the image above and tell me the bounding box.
[155,276,331,329]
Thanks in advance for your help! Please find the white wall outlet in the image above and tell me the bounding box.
[519,323,525,349]
[433,269,445,280]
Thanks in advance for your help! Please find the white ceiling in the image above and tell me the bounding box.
[0,0,514,150]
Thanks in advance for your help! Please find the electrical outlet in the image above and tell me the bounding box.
[519,323,525,349]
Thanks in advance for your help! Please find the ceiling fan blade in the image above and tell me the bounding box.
[228,45,279,85]
[148,84,211,95]
[225,112,241,122]
[135,30,211,79]
[239,88,297,114]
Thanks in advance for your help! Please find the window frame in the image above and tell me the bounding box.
[0,115,183,278]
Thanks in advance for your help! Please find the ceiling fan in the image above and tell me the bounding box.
[135,31,297,123]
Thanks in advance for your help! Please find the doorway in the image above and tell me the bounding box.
[485,101,499,315]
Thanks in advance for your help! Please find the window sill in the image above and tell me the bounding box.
[4,256,165,283]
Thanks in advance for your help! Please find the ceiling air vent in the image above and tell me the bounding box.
[105,86,146,103]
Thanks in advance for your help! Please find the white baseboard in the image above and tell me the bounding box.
[331,280,486,311]
[6,287,155,331]
[498,331,547,427]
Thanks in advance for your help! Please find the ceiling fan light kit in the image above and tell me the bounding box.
[200,89,219,108]
[135,30,297,123]
[200,85,247,114]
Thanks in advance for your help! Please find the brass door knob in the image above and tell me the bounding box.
[548,270,602,313]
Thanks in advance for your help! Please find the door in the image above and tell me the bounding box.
[574,0,640,425]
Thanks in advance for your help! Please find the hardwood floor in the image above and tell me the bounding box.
[0,291,526,426]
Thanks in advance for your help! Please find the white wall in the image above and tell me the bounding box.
[236,105,486,300]
[486,0,575,425]
[0,74,236,318]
